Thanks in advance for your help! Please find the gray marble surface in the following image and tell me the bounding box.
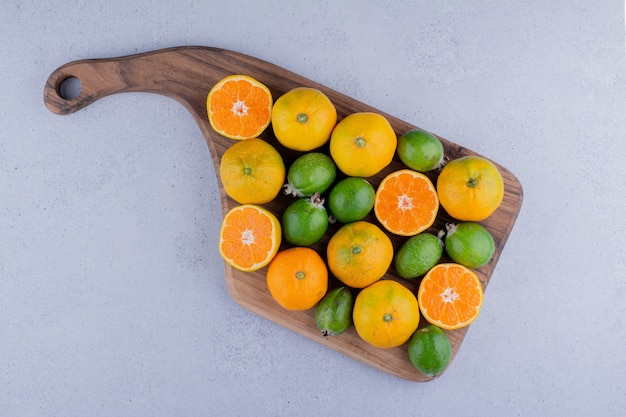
[2,1,625,416]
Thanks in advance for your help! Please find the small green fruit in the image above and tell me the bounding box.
[408,325,452,378]
[282,193,328,246]
[394,232,443,279]
[443,222,495,268]
[397,129,444,172]
[327,177,375,223]
[315,286,354,336]
[284,152,336,197]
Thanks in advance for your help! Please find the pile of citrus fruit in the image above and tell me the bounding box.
[209,74,505,379]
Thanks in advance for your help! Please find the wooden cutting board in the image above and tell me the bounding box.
[44,46,523,382]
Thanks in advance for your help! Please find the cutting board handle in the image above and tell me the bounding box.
[44,48,230,131]
[43,47,252,148]
[44,54,146,115]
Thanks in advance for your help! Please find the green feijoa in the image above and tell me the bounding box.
[284,152,337,197]
[315,286,354,336]
[444,222,495,268]
[394,232,443,279]
[408,325,452,378]
[282,192,329,246]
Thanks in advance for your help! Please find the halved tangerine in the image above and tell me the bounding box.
[374,169,439,236]
[207,74,273,140]
[417,263,484,330]
[218,205,281,272]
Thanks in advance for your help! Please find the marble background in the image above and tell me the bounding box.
[2,1,625,416]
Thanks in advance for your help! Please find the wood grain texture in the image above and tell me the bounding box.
[44,46,523,382]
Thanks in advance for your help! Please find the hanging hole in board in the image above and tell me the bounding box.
[58,76,82,100]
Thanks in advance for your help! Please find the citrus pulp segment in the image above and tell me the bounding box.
[219,205,281,272]
[207,74,273,140]
[374,169,439,236]
[417,263,484,330]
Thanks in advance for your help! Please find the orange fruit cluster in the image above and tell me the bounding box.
[209,74,505,378]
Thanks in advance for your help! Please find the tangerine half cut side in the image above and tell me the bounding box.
[374,169,439,236]
[219,204,281,272]
[207,74,273,140]
[417,263,484,330]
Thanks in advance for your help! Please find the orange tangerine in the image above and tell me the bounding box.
[353,280,420,349]
[374,169,439,236]
[218,205,281,272]
[417,263,484,330]
[329,112,397,177]
[219,138,285,204]
[436,155,504,221]
[207,74,272,140]
[271,87,337,151]
[326,221,393,289]
[266,247,328,311]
